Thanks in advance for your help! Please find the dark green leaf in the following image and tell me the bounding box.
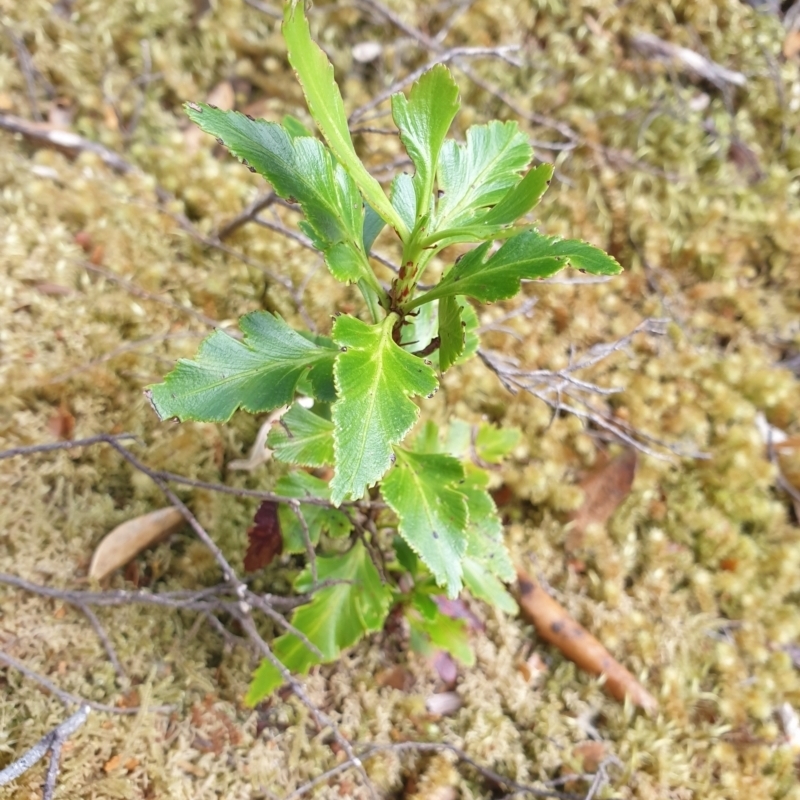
[184,103,372,286]
[147,312,336,422]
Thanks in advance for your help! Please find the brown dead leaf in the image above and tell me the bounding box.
[784,30,800,60]
[566,449,637,550]
[47,400,75,440]
[573,741,607,772]
[517,568,658,712]
[89,507,185,581]
[206,80,236,111]
[376,665,414,691]
[244,501,282,572]
[104,755,122,773]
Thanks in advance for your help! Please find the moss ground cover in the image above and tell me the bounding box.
[1,1,800,797]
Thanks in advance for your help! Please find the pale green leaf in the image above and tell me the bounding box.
[462,557,517,614]
[363,203,385,252]
[282,2,408,238]
[267,404,334,467]
[434,120,532,231]
[391,173,417,234]
[330,314,438,505]
[148,312,336,422]
[475,423,520,463]
[411,230,622,307]
[479,162,554,226]
[391,64,460,215]
[275,472,351,553]
[246,541,391,703]
[461,471,515,583]
[381,448,468,597]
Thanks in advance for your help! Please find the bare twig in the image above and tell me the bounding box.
[0,650,169,715]
[0,705,90,790]
[629,32,746,89]
[0,433,138,461]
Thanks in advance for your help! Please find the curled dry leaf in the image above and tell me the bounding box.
[89,507,185,581]
[516,568,658,712]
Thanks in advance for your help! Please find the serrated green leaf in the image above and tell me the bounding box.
[421,163,554,249]
[275,472,351,553]
[184,103,373,287]
[392,64,460,216]
[411,230,622,308]
[438,294,464,372]
[479,162,554,226]
[267,404,334,467]
[461,471,515,583]
[246,541,391,703]
[147,312,336,422]
[475,423,520,463]
[381,448,467,597]
[282,2,408,238]
[411,591,439,621]
[462,557,517,614]
[330,314,438,505]
[433,120,532,232]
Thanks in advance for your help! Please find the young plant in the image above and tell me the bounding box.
[148,1,621,704]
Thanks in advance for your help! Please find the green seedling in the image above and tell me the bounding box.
[148,0,621,704]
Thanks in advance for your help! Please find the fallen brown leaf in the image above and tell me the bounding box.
[517,568,658,712]
[566,449,636,550]
[89,507,185,581]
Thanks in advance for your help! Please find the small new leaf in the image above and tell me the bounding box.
[433,120,532,232]
[411,230,622,308]
[244,501,282,573]
[246,541,392,703]
[381,448,468,597]
[267,403,334,467]
[392,64,460,217]
[283,2,408,238]
[148,312,336,422]
[330,314,438,505]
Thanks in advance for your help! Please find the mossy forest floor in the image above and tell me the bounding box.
[2,1,800,798]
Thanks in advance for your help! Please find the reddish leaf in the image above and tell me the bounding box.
[244,501,282,572]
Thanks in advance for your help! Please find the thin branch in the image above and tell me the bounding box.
[0,650,170,715]
[0,705,90,788]
[0,434,138,461]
